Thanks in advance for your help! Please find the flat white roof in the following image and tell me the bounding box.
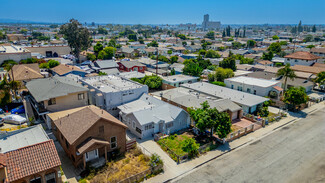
[82,75,146,93]
[0,45,29,53]
[225,76,280,87]
[162,74,199,83]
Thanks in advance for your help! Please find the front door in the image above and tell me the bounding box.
[159,122,164,133]
[85,149,99,162]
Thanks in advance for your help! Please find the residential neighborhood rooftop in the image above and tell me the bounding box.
[225,76,280,87]
[181,82,269,107]
[82,75,146,93]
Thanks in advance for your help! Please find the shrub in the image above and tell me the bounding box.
[211,81,226,87]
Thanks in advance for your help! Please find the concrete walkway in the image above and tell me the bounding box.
[144,101,325,183]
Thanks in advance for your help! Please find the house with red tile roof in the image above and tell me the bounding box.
[0,125,61,183]
[284,51,320,66]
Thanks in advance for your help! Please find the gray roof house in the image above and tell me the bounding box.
[26,75,89,121]
[117,93,190,139]
[94,60,119,70]
[154,87,243,120]
[181,82,269,114]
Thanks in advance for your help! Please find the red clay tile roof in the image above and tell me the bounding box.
[284,51,320,60]
[5,140,61,182]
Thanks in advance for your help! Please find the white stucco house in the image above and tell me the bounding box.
[117,93,190,139]
[284,51,320,66]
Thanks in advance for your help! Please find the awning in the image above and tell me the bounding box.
[77,138,110,154]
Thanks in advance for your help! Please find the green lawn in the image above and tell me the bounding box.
[157,134,190,160]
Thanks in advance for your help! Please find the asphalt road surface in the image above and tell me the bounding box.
[174,109,325,183]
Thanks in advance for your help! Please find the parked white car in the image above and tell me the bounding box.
[3,115,27,125]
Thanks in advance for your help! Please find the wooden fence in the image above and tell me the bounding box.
[126,138,136,151]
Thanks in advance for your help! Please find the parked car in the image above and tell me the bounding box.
[0,117,4,126]
[0,108,4,114]
[3,115,27,125]
[10,105,25,114]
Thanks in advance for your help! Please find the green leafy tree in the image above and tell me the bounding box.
[98,71,107,76]
[182,41,187,46]
[0,31,6,40]
[306,45,315,49]
[209,67,234,82]
[128,34,137,41]
[279,41,288,46]
[247,40,256,48]
[177,34,187,40]
[170,68,176,75]
[182,62,203,77]
[60,19,91,62]
[188,101,232,138]
[1,60,18,71]
[261,52,274,61]
[170,56,178,64]
[205,50,220,58]
[147,41,158,47]
[219,56,236,71]
[205,31,215,40]
[48,60,60,68]
[232,42,243,49]
[98,47,116,60]
[276,63,296,91]
[39,63,49,69]
[97,27,108,35]
[303,34,313,42]
[167,50,173,55]
[312,25,316,33]
[181,138,199,157]
[272,35,279,40]
[131,75,162,89]
[108,39,116,47]
[298,20,303,33]
[93,42,104,55]
[314,72,325,90]
[283,87,308,111]
[268,42,282,54]
[138,37,144,44]
[86,53,96,61]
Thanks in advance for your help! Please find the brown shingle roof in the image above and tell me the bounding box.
[284,51,320,60]
[311,47,325,54]
[77,138,110,154]
[312,63,325,68]
[291,65,325,74]
[9,63,43,81]
[5,140,61,182]
[258,60,273,65]
[51,64,85,76]
[0,153,6,168]
[52,105,127,145]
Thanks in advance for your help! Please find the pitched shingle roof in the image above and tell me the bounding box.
[26,75,88,102]
[5,140,61,182]
[291,65,325,74]
[51,64,86,76]
[9,63,43,81]
[311,47,325,54]
[284,51,320,60]
[52,105,127,145]
[119,61,145,68]
[94,60,119,69]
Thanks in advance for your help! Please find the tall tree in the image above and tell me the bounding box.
[219,56,237,71]
[283,87,308,111]
[276,63,296,91]
[312,25,316,33]
[60,19,91,62]
[247,40,256,48]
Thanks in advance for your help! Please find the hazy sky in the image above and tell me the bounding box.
[1,0,324,24]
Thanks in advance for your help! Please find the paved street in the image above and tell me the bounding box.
[174,108,325,183]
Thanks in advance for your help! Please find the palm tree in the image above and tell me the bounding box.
[276,63,296,91]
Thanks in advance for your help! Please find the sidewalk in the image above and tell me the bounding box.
[145,101,325,183]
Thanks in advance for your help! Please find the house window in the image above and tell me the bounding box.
[111,136,117,149]
[231,85,234,89]
[247,88,251,93]
[78,93,85,100]
[122,93,128,96]
[45,172,56,183]
[295,59,298,62]
[166,122,174,128]
[254,90,257,95]
[65,139,69,148]
[99,126,104,134]
[30,176,42,183]
[48,98,56,105]
[132,121,136,128]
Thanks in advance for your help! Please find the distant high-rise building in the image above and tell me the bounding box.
[202,14,221,30]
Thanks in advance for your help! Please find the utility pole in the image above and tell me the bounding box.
[156,48,158,75]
